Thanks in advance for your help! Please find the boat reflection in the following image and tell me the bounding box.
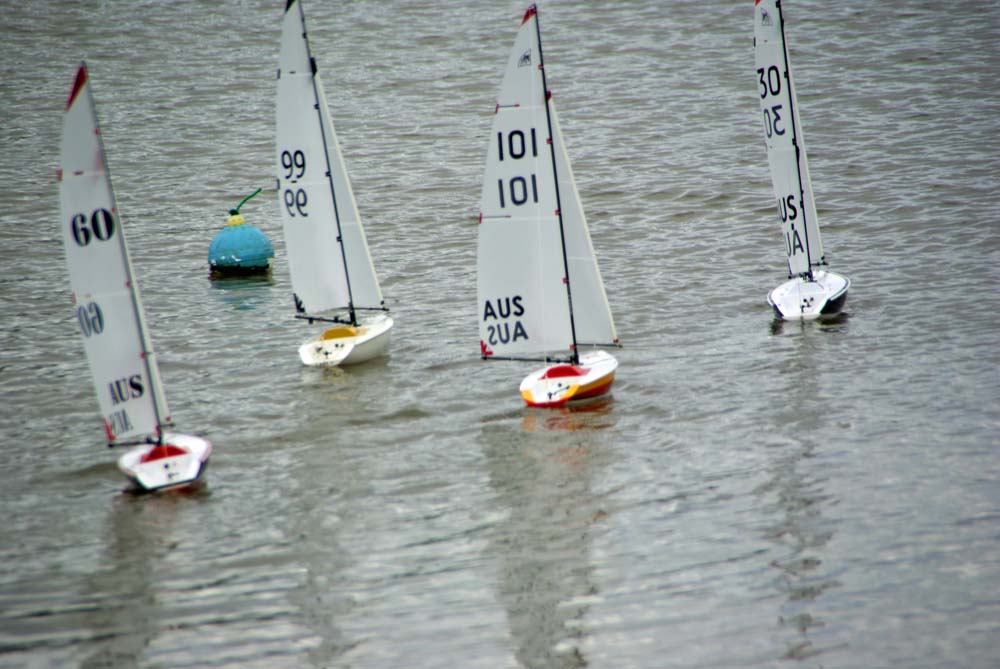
[81,490,209,667]
[520,396,617,433]
[757,331,843,661]
[480,415,614,667]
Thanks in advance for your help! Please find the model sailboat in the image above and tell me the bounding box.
[276,0,392,366]
[754,0,850,320]
[58,64,211,492]
[478,4,621,408]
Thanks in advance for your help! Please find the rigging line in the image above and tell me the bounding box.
[296,2,358,325]
[86,73,167,442]
[533,7,580,365]
[775,0,816,280]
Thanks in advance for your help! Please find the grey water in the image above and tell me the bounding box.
[1,0,998,667]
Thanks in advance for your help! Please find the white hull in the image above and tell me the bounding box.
[767,269,850,321]
[298,314,393,366]
[519,349,618,408]
[117,432,212,492]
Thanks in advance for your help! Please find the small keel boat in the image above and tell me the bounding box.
[58,64,211,492]
[519,350,618,408]
[754,0,850,321]
[276,0,392,366]
[297,313,393,366]
[478,5,621,408]
[117,432,212,493]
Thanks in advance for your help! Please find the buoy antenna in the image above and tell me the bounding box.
[233,187,263,213]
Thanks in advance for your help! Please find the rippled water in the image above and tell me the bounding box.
[1,1,998,667]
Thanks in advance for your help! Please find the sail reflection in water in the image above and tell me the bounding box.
[480,409,616,666]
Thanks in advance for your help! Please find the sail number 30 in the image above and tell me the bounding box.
[280,149,309,218]
[496,129,539,209]
[756,65,786,139]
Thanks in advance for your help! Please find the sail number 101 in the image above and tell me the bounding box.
[496,129,540,208]
[280,149,309,218]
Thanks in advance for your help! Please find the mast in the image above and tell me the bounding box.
[294,0,357,325]
[83,65,168,445]
[532,5,580,364]
[775,0,815,280]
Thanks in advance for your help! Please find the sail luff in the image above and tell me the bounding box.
[775,0,824,269]
[531,5,580,364]
[297,0,355,323]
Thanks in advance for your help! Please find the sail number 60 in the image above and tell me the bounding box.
[70,209,115,247]
[77,301,105,337]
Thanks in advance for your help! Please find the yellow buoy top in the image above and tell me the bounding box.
[226,211,246,227]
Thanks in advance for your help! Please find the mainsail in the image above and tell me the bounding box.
[478,5,617,359]
[59,64,170,443]
[754,0,825,277]
[277,0,383,320]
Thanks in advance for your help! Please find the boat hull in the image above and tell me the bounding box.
[298,314,393,366]
[117,432,212,493]
[767,270,850,321]
[520,350,618,408]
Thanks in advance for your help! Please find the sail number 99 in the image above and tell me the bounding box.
[284,188,308,217]
[280,149,309,218]
[70,209,115,247]
[281,150,306,182]
[496,128,540,209]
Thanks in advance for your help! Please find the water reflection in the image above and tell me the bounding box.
[207,274,275,312]
[520,396,617,433]
[480,408,616,668]
[757,331,843,661]
[81,490,209,668]
[769,311,851,337]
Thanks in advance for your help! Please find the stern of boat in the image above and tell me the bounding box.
[117,432,212,492]
[768,270,850,321]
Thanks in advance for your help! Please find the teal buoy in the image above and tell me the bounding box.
[208,189,274,277]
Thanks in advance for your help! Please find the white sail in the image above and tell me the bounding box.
[58,64,170,444]
[276,0,383,318]
[754,0,825,276]
[549,102,618,347]
[478,5,616,359]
